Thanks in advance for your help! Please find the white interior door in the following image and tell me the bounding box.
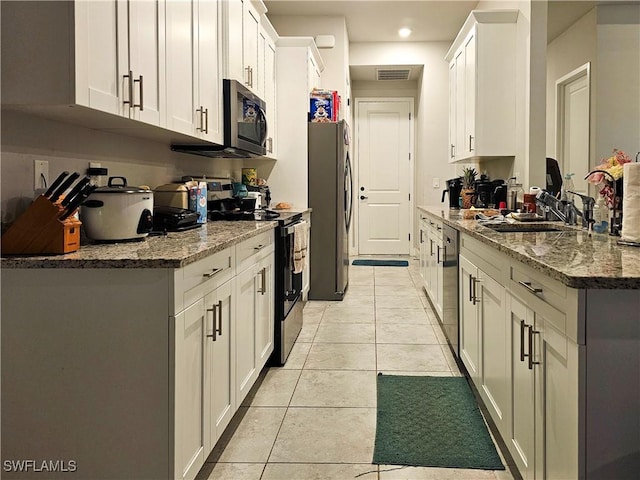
[357,100,412,255]
[557,64,590,195]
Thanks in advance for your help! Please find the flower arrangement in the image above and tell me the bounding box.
[586,149,632,207]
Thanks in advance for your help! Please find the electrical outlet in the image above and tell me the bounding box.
[433,177,440,188]
[34,160,49,190]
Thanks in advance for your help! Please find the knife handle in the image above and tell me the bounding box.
[49,172,80,203]
[44,171,69,198]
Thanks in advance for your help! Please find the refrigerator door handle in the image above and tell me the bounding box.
[345,152,354,232]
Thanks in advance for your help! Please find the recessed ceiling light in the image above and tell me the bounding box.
[398,27,412,38]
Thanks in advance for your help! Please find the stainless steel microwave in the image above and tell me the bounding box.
[170,79,268,158]
[223,79,268,156]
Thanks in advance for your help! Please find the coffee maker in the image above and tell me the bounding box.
[442,177,463,209]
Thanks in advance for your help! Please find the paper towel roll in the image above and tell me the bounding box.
[621,162,640,243]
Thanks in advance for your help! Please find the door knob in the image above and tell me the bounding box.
[360,195,368,200]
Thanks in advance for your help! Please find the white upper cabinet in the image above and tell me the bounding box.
[223,0,268,95]
[2,0,166,128]
[445,10,518,162]
[243,1,260,91]
[165,0,196,135]
[196,0,223,144]
[124,0,165,126]
[261,21,278,157]
[165,0,223,143]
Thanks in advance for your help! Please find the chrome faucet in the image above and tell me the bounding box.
[584,170,621,236]
[534,189,588,226]
[567,191,595,228]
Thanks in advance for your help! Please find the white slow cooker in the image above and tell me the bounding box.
[80,176,154,241]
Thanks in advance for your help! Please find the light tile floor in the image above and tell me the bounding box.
[197,257,517,480]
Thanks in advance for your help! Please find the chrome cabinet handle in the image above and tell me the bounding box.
[133,75,143,111]
[471,277,480,305]
[469,135,474,151]
[216,300,223,335]
[196,107,204,132]
[258,267,266,295]
[203,267,222,278]
[468,274,474,303]
[429,239,434,256]
[528,326,541,370]
[267,137,273,153]
[204,107,209,134]
[123,70,134,107]
[436,225,442,231]
[206,304,217,341]
[519,280,543,295]
[253,244,266,251]
[450,144,455,158]
[436,245,441,264]
[420,230,423,243]
[520,319,528,362]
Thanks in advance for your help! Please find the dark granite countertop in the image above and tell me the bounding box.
[418,206,640,289]
[1,220,279,269]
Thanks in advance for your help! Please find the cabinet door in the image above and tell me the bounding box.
[165,0,196,134]
[224,0,244,82]
[256,253,275,369]
[478,269,509,437]
[264,38,277,157]
[463,30,476,157]
[196,0,223,144]
[419,220,428,287]
[77,0,123,115]
[128,0,163,126]
[508,294,535,480]
[174,300,206,480]
[448,60,456,161]
[205,279,235,448]
[235,265,258,405]
[308,52,321,92]
[459,254,480,382]
[242,1,259,90]
[537,314,579,480]
[435,234,444,318]
[454,48,465,161]
[257,29,266,98]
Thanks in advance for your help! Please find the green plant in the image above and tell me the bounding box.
[461,167,477,189]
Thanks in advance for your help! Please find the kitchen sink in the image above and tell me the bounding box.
[483,223,567,233]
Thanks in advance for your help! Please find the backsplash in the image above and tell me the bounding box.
[1,111,244,226]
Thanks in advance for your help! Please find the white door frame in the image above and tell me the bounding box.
[352,97,415,257]
[555,62,591,192]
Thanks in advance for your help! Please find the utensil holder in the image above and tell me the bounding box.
[1,195,82,255]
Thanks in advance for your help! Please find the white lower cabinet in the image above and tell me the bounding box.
[174,232,274,479]
[234,231,275,405]
[507,281,579,480]
[174,300,207,480]
[205,279,235,449]
[457,230,580,480]
[420,216,444,320]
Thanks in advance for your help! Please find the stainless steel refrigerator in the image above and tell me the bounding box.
[308,121,353,300]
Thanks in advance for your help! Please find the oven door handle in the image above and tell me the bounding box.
[282,222,301,236]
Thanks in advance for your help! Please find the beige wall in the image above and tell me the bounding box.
[268,14,351,120]
[0,111,242,226]
[350,41,455,253]
[546,8,597,167]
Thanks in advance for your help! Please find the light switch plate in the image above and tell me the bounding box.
[433,177,440,188]
[34,160,49,190]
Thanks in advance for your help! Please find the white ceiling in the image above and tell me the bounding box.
[264,0,479,42]
[264,1,598,43]
[264,0,599,82]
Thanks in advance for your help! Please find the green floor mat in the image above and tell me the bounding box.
[373,374,504,470]
[352,259,409,267]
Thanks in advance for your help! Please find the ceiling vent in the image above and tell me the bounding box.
[376,68,411,81]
